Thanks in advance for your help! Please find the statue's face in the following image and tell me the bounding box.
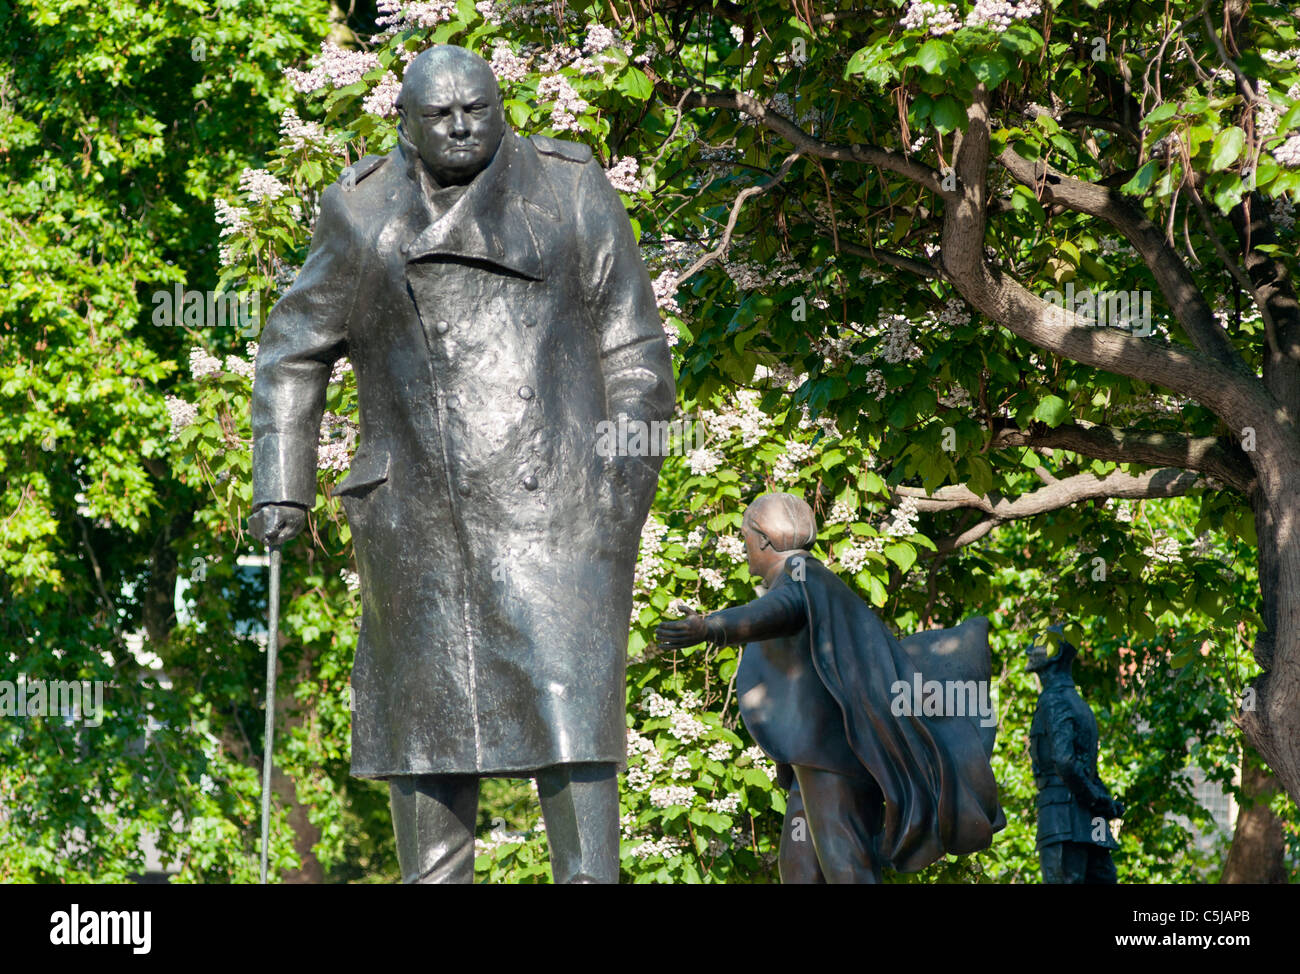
[741,524,767,576]
[1026,632,1061,673]
[401,58,505,185]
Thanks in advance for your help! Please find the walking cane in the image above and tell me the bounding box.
[260,542,282,884]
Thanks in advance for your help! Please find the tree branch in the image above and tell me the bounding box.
[989,420,1255,492]
[996,147,1248,373]
[896,466,1202,516]
[654,81,956,201]
[837,239,940,280]
[678,151,802,281]
[941,86,1278,443]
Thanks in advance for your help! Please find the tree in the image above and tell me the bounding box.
[634,0,1300,803]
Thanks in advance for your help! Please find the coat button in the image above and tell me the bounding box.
[518,385,534,400]
[435,320,449,335]
[522,475,538,491]
[445,394,460,410]
[457,483,471,498]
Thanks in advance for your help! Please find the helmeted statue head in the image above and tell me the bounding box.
[1026,623,1078,675]
[397,45,506,186]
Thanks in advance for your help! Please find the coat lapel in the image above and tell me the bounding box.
[402,130,557,281]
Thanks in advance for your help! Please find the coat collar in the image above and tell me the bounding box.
[400,129,560,281]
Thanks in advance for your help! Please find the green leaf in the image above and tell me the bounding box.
[969,53,1010,87]
[917,39,958,76]
[1143,103,1179,125]
[1121,161,1159,194]
[884,543,917,573]
[1210,126,1245,171]
[931,95,965,134]
[1033,395,1071,427]
[619,66,653,100]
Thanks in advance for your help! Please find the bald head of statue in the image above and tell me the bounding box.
[740,493,817,582]
[397,45,506,186]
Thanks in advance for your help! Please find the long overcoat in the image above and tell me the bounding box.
[251,129,675,778]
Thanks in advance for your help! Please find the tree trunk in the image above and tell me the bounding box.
[1221,748,1288,883]
[1241,476,1300,805]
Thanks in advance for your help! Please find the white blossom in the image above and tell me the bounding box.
[189,347,222,380]
[669,710,706,743]
[826,500,856,525]
[340,568,361,591]
[698,567,726,590]
[165,396,198,440]
[965,0,1041,31]
[375,0,455,32]
[686,446,723,476]
[584,23,620,53]
[649,785,696,808]
[318,412,359,472]
[900,1,961,35]
[279,108,331,152]
[363,72,403,117]
[239,168,287,204]
[214,198,250,237]
[705,794,740,814]
[605,156,643,193]
[773,439,815,483]
[286,41,381,93]
[885,496,920,537]
[224,354,255,380]
[536,74,589,131]
[716,535,746,563]
[628,834,687,858]
[651,271,680,314]
[1143,535,1182,565]
[1275,134,1300,168]
[489,41,530,82]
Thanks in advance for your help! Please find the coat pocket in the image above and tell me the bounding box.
[334,450,392,500]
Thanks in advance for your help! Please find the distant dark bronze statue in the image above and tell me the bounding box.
[248,45,675,884]
[1027,625,1122,884]
[657,493,1004,883]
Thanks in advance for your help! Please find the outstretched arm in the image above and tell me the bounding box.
[656,582,807,649]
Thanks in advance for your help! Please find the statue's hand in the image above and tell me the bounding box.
[1105,797,1125,819]
[655,611,708,649]
[248,503,307,545]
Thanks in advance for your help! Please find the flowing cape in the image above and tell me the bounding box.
[795,557,1005,871]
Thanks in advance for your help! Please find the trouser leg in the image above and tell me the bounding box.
[1085,845,1118,884]
[388,774,480,884]
[535,762,620,884]
[778,775,825,884]
[792,765,882,884]
[1041,840,1088,883]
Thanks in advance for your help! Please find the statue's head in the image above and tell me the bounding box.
[397,45,506,186]
[740,493,817,577]
[1026,623,1078,675]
